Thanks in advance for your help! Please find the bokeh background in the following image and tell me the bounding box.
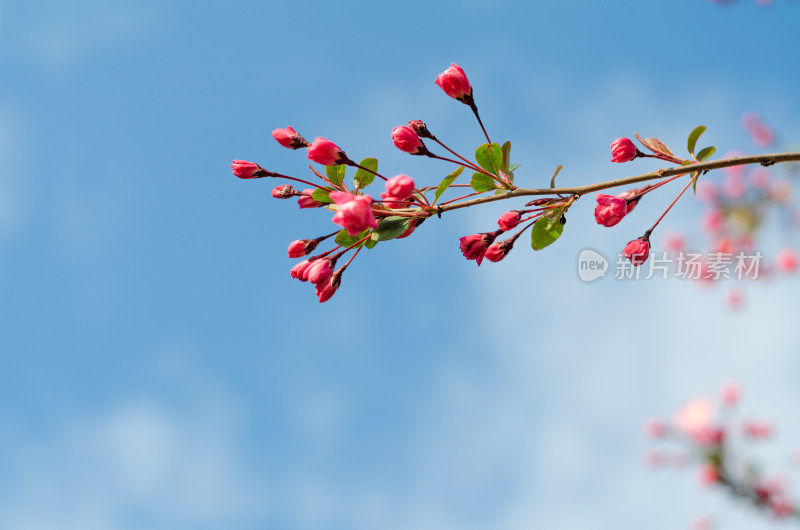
[2,0,800,528]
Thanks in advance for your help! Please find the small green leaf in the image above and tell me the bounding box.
[311,187,333,203]
[326,165,346,187]
[542,204,566,221]
[470,172,496,192]
[434,166,464,204]
[353,157,378,189]
[530,216,564,250]
[508,163,521,172]
[500,141,511,174]
[475,143,503,175]
[692,171,701,194]
[335,227,371,248]
[364,238,378,249]
[371,216,411,241]
[687,125,706,156]
[696,146,715,162]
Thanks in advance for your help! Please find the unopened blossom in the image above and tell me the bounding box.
[272,184,295,199]
[316,272,341,303]
[298,189,324,209]
[697,464,720,487]
[379,191,411,209]
[329,191,378,236]
[306,258,333,286]
[700,209,724,234]
[459,232,498,266]
[594,194,628,227]
[385,174,416,200]
[610,137,638,163]
[771,499,794,518]
[484,239,514,262]
[290,260,313,282]
[774,247,799,272]
[287,239,318,258]
[662,232,685,253]
[674,397,713,437]
[622,235,650,266]
[231,160,262,179]
[435,63,472,102]
[307,137,346,166]
[497,211,521,231]
[725,287,744,310]
[616,189,641,213]
[695,181,717,201]
[743,419,773,439]
[721,382,741,407]
[271,126,309,149]
[691,515,714,530]
[407,120,432,138]
[643,417,666,438]
[391,126,426,155]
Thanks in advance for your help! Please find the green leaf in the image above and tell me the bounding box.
[475,143,503,175]
[500,141,511,174]
[508,164,521,172]
[311,187,333,204]
[696,146,715,162]
[353,157,378,189]
[364,238,378,249]
[542,204,566,221]
[371,216,411,242]
[530,216,564,250]
[434,166,464,204]
[470,172,496,192]
[326,165,346,187]
[335,227,370,248]
[692,171,701,194]
[687,125,706,156]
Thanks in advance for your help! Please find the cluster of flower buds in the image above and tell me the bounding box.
[233,62,800,303]
[644,383,798,526]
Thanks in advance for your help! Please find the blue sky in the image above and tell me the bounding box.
[2,0,800,529]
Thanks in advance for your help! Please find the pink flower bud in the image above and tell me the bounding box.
[594,194,628,227]
[306,137,346,166]
[287,239,319,258]
[379,191,411,210]
[610,138,638,163]
[435,63,472,102]
[315,272,341,303]
[497,211,521,231]
[725,287,744,310]
[691,515,713,530]
[391,126,426,155]
[272,185,295,199]
[459,232,498,266]
[297,189,324,209]
[771,500,794,519]
[385,174,416,200]
[408,120,432,138]
[622,235,650,266]
[643,418,666,438]
[271,126,309,149]
[290,260,313,282]
[697,464,720,487]
[329,191,378,236]
[231,160,262,179]
[720,382,741,407]
[774,247,799,273]
[743,419,773,439]
[484,239,514,262]
[306,258,333,286]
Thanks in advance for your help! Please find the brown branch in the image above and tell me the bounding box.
[428,151,800,214]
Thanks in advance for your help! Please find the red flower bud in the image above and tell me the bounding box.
[290,260,313,282]
[407,120,432,138]
[306,258,333,286]
[610,137,638,163]
[315,271,342,303]
[622,235,650,266]
[272,185,295,199]
[231,160,262,179]
[297,189,324,209]
[435,63,472,102]
[272,126,309,149]
[391,126,426,155]
[306,137,346,166]
[287,239,319,258]
[329,191,378,236]
[497,211,521,231]
[594,194,628,227]
[459,232,498,266]
[484,239,514,262]
[384,174,415,200]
